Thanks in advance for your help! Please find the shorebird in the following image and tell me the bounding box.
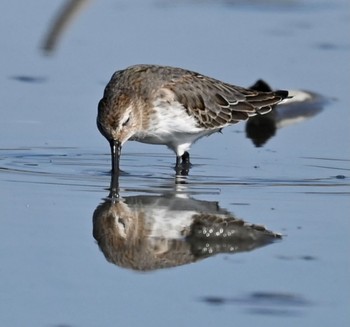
[97,64,289,174]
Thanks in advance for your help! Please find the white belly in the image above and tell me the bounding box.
[131,99,219,155]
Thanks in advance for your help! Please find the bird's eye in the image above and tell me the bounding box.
[122,116,130,127]
[118,217,126,228]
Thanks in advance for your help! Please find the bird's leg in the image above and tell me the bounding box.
[176,155,181,167]
[181,151,190,165]
[175,151,191,176]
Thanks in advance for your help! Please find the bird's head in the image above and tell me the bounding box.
[97,95,140,173]
[97,96,139,145]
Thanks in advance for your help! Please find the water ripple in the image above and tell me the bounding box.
[0,147,349,195]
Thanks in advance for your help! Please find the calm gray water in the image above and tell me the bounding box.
[1,0,349,326]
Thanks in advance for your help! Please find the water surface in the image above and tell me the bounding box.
[1,0,349,326]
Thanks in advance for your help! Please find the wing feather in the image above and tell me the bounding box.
[164,71,288,128]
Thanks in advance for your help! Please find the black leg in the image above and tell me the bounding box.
[175,151,191,176]
[181,151,190,165]
[176,155,181,167]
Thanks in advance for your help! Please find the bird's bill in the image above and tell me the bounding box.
[110,140,121,173]
[109,140,121,199]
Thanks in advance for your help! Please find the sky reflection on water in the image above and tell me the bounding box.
[0,0,349,327]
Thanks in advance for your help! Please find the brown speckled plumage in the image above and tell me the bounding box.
[97,64,289,172]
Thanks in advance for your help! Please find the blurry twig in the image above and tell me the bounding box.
[41,0,91,54]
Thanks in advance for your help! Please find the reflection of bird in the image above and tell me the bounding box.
[93,194,281,271]
[246,79,325,147]
[97,65,288,173]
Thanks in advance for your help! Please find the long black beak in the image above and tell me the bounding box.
[110,139,121,174]
[109,140,121,199]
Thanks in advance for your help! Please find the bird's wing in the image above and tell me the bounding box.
[164,72,288,129]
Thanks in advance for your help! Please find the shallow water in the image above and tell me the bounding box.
[1,0,349,326]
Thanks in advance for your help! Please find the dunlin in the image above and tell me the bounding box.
[97,64,289,173]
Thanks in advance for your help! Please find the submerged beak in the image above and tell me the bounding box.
[109,140,121,199]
